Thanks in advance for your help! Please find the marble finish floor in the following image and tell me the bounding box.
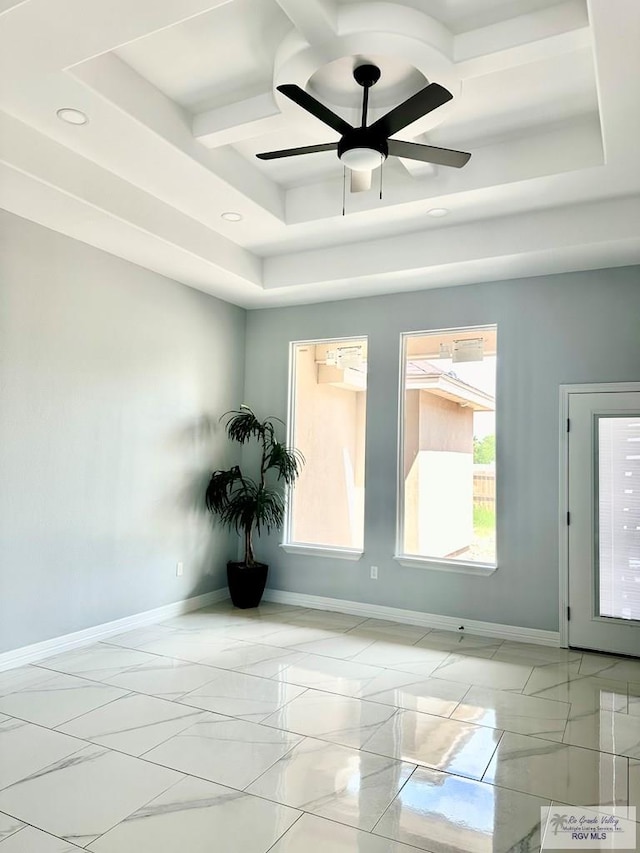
[0,601,638,851]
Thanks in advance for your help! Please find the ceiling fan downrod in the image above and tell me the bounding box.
[338,64,388,171]
[353,63,381,128]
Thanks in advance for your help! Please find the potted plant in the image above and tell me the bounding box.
[205,405,303,608]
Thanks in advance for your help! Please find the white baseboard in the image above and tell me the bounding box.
[0,588,229,672]
[263,589,560,647]
[2,585,559,672]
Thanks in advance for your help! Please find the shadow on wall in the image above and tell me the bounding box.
[156,414,238,593]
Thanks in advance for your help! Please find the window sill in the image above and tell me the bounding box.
[394,555,497,576]
[280,543,364,561]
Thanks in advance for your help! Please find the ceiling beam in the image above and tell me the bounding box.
[273,0,337,46]
[454,0,588,64]
[71,53,285,223]
[193,92,287,148]
[456,27,592,80]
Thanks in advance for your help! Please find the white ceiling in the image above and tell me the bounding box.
[0,0,639,308]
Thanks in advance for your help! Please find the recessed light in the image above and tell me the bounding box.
[56,108,89,126]
[221,212,243,222]
[427,208,449,218]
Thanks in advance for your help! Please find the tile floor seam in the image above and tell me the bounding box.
[152,712,306,793]
[0,693,129,740]
[237,736,308,795]
[343,624,432,646]
[44,689,137,731]
[80,770,189,851]
[488,640,505,659]
[0,729,88,796]
[0,820,85,851]
[266,800,428,849]
[261,811,306,853]
[367,762,419,837]
[0,712,207,797]
[517,724,640,760]
[60,703,214,758]
[480,728,506,782]
[57,737,305,818]
[518,658,543,695]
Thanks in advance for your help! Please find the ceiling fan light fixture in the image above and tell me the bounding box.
[339,147,385,171]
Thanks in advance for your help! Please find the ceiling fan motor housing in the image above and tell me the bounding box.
[338,128,388,171]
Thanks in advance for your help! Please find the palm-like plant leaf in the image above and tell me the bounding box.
[213,482,285,535]
[222,405,265,444]
[253,486,286,534]
[205,466,243,514]
[264,441,305,484]
[217,481,260,533]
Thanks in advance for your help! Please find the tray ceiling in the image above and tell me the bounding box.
[0,0,639,307]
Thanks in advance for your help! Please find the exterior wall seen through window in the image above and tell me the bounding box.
[400,327,497,566]
[287,338,367,551]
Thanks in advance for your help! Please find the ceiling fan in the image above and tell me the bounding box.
[257,63,471,192]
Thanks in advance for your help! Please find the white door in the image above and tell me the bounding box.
[567,389,640,656]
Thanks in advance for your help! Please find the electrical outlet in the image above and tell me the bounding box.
[176,561,184,577]
[370,565,378,580]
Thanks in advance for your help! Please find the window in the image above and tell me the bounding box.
[286,338,367,555]
[398,326,497,567]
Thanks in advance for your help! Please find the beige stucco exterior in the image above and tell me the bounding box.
[404,391,474,557]
[290,343,366,548]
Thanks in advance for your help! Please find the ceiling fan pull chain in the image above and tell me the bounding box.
[379,153,384,201]
[342,166,347,216]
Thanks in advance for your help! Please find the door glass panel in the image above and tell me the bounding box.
[597,415,640,620]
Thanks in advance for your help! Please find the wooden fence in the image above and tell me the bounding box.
[473,469,495,508]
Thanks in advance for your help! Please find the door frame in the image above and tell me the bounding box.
[559,382,640,648]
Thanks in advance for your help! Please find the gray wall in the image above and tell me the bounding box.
[0,211,245,653]
[245,266,640,632]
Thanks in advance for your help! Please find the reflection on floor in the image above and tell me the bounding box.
[0,601,638,852]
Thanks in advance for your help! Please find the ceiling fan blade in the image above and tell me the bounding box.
[388,139,471,168]
[277,84,353,136]
[370,82,453,138]
[350,169,372,193]
[256,142,338,161]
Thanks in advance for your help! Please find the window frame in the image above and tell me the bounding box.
[395,325,498,576]
[282,335,368,560]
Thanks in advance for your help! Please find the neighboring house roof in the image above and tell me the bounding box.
[406,360,495,411]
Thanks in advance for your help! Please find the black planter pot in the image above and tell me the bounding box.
[227,561,268,609]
